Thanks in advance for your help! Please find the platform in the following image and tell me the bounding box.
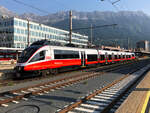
[116,70,150,113]
[0,63,15,79]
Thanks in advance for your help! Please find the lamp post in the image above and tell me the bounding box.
[69,10,72,44]
[27,19,30,47]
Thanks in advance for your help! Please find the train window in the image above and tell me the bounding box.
[119,55,121,59]
[132,54,135,57]
[54,50,79,59]
[30,50,46,62]
[114,55,118,59]
[100,55,105,60]
[87,54,98,61]
[18,46,40,63]
[108,55,112,60]
[127,55,130,58]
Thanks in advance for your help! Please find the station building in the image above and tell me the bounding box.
[0,17,88,48]
[136,40,150,52]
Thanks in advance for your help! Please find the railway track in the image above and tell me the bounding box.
[0,60,138,107]
[0,60,136,87]
[57,63,150,113]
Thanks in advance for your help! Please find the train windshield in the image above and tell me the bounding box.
[18,46,40,63]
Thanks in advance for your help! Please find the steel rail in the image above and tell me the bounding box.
[0,60,138,106]
[58,65,144,113]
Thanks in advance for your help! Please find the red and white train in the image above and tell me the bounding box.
[15,40,135,77]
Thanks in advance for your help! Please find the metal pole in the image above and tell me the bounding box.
[27,19,30,47]
[45,34,46,40]
[90,24,92,45]
[69,10,72,44]
[16,50,18,61]
[128,37,129,50]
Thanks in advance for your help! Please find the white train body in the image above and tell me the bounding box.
[15,40,135,76]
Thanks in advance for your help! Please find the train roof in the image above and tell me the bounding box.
[30,40,134,54]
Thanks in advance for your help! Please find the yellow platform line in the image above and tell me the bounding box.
[141,91,150,113]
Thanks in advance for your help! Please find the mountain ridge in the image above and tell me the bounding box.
[0,6,150,48]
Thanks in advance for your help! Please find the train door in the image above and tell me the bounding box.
[121,53,123,61]
[112,53,114,63]
[81,51,86,66]
[105,52,108,64]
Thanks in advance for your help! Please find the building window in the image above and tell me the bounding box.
[33,25,35,29]
[10,20,13,26]
[23,22,26,27]
[39,32,41,37]
[23,37,25,42]
[21,29,24,34]
[14,28,17,33]
[30,24,33,29]
[17,43,20,48]
[36,32,38,37]
[21,43,23,48]
[40,26,42,31]
[42,33,44,37]
[43,27,45,31]
[37,26,39,30]
[14,43,17,48]
[14,20,18,26]
[4,22,7,27]
[14,35,18,41]
[17,28,20,34]
[24,30,27,35]
[19,21,22,26]
[19,36,22,41]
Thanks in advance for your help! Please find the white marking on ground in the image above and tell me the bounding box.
[75,107,96,113]
[95,95,115,100]
[80,103,100,109]
[91,98,111,102]
[12,100,19,104]
[1,104,8,107]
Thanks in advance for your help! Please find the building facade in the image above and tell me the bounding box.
[0,17,88,48]
[136,40,150,52]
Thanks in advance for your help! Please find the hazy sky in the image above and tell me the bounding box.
[0,0,150,15]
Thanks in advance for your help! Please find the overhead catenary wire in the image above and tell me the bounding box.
[11,0,71,15]
[112,0,121,5]
[12,0,50,15]
[107,0,120,11]
[101,0,132,49]
[72,24,117,31]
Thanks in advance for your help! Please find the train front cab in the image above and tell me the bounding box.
[15,45,49,77]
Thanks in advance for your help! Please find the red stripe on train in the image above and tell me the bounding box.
[24,59,81,71]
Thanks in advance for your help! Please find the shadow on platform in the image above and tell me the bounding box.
[134,88,150,91]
